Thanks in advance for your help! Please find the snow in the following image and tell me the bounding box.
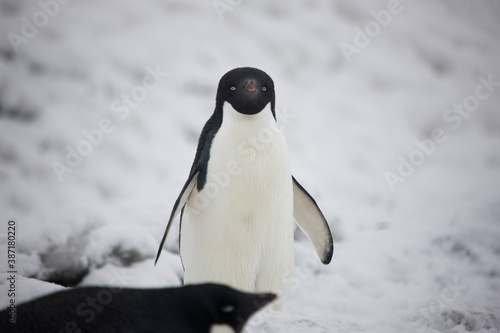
[1,0,499,332]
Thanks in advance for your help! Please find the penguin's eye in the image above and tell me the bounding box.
[262,86,267,91]
[229,86,236,91]
[221,305,235,313]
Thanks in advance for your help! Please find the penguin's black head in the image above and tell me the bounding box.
[195,284,276,333]
[215,67,276,118]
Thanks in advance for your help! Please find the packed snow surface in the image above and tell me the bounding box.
[1,0,499,332]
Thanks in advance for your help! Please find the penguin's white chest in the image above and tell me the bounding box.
[181,102,294,299]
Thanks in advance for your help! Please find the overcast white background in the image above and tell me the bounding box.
[1,0,499,332]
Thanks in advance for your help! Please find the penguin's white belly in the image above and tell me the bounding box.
[180,104,294,305]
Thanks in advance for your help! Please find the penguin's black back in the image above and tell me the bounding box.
[0,284,216,333]
[190,110,222,192]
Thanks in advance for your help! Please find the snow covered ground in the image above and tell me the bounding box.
[1,0,499,332]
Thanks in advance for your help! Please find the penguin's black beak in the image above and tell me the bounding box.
[254,292,277,308]
[245,79,256,92]
[234,292,277,333]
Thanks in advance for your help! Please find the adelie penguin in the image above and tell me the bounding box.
[156,67,333,309]
[0,283,275,333]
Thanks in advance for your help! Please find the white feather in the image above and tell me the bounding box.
[181,102,294,309]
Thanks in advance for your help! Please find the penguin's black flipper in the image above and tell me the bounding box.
[155,171,199,265]
[292,176,334,264]
[155,110,220,265]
